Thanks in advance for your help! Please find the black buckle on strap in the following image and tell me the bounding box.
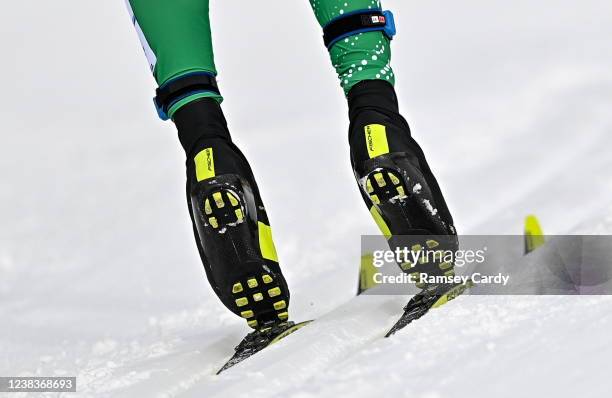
[323,10,396,49]
[154,72,220,120]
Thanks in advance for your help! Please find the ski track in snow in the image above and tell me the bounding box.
[2,1,612,397]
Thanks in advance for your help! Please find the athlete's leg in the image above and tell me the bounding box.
[310,0,396,95]
[126,0,222,115]
[309,1,457,283]
[126,0,290,328]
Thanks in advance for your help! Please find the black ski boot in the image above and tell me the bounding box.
[347,80,458,283]
[174,98,290,330]
[347,80,466,336]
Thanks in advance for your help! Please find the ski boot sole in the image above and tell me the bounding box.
[202,188,246,232]
[362,168,455,286]
[230,272,290,329]
[363,168,408,205]
[201,187,290,328]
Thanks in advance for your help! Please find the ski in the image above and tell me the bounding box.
[524,214,545,254]
[217,320,313,374]
[219,214,543,369]
[386,214,545,337]
[385,281,471,337]
[357,252,379,295]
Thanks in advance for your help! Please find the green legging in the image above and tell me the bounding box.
[126,0,395,119]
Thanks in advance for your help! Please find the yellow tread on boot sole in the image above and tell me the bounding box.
[230,274,290,329]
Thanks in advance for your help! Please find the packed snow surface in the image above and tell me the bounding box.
[1,1,611,397]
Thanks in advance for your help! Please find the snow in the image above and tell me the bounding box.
[1,1,612,397]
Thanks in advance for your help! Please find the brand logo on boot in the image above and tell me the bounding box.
[365,124,390,159]
[195,147,216,181]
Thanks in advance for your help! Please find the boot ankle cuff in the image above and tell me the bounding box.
[347,80,399,120]
[173,98,232,156]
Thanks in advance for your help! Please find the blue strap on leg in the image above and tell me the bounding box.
[154,72,221,121]
[323,9,396,50]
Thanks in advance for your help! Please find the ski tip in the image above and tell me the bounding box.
[216,320,313,374]
[385,325,402,338]
[525,215,543,235]
[357,252,378,295]
[524,214,545,254]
